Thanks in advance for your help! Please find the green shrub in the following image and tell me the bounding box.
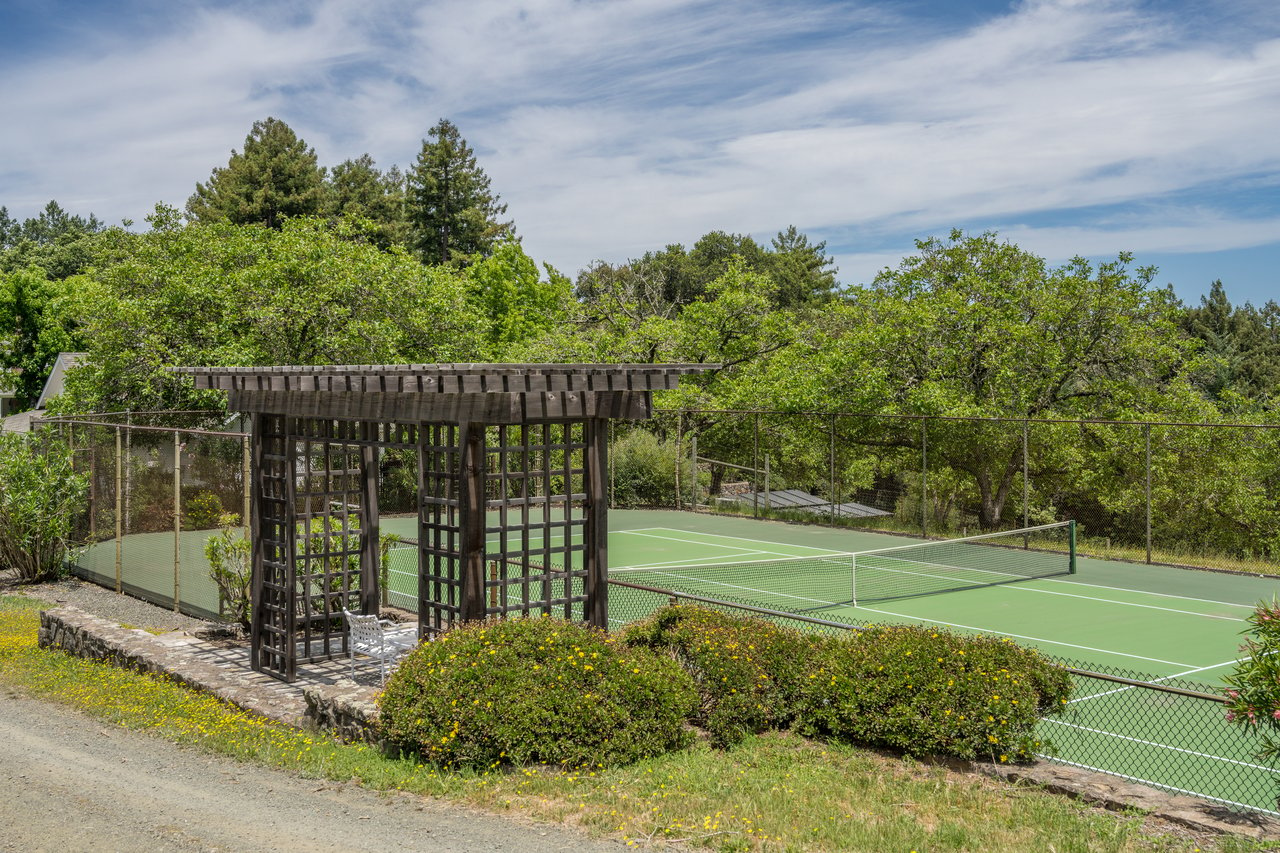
[184,490,226,530]
[204,514,251,628]
[0,433,88,582]
[795,625,1071,762]
[622,605,815,746]
[1224,598,1280,760]
[611,429,685,508]
[379,617,697,768]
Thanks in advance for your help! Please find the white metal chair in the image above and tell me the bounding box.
[342,609,418,685]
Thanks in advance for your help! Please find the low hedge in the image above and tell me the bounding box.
[622,605,814,746]
[378,616,697,768]
[626,606,1071,762]
[795,625,1072,762]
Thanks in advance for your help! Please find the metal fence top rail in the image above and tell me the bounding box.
[33,415,247,439]
[660,407,1280,431]
[172,363,718,376]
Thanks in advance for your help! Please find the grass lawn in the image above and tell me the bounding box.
[0,594,1267,852]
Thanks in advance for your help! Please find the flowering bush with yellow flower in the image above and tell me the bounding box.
[622,605,814,747]
[795,625,1072,762]
[378,616,697,769]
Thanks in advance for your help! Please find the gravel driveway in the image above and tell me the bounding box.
[1,576,622,852]
[0,690,621,852]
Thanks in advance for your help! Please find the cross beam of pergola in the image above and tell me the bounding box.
[170,363,713,682]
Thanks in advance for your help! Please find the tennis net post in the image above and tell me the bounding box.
[1069,519,1077,574]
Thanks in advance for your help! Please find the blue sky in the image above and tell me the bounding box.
[1,0,1278,307]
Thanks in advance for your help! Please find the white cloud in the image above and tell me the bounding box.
[1,0,1278,293]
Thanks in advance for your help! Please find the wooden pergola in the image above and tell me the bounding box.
[171,363,711,682]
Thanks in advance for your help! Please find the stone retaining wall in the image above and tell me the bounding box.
[39,606,308,727]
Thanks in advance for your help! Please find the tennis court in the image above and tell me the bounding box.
[76,507,1278,813]
[596,510,1275,815]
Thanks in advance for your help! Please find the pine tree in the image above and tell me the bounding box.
[187,117,326,228]
[327,154,409,248]
[407,119,513,266]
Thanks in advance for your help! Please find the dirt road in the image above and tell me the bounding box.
[0,693,620,852]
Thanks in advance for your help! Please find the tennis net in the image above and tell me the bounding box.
[852,521,1075,605]
[609,521,1076,616]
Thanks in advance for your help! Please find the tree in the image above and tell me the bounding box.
[763,230,1203,528]
[186,117,327,228]
[1181,280,1280,410]
[53,210,488,414]
[326,154,409,248]
[464,241,572,355]
[617,227,837,308]
[770,225,838,306]
[406,119,513,266]
[0,267,86,407]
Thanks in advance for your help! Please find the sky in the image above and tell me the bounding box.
[1,0,1278,306]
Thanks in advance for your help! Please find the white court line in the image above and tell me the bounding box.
[614,569,844,609]
[611,551,774,571]
[1042,577,1258,610]
[864,558,1243,622]
[1039,719,1271,772]
[619,528,807,559]
[625,526,847,555]
[854,604,1196,668]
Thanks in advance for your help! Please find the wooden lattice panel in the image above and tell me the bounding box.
[251,414,295,680]
[291,418,366,663]
[484,422,588,620]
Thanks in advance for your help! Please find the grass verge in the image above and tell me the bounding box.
[0,594,1266,852]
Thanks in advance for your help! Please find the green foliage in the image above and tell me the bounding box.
[0,433,87,582]
[184,491,225,530]
[204,517,251,628]
[580,226,837,311]
[379,617,697,768]
[1181,280,1280,411]
[52,212,487,414]
[186,117,327,228]
[1224,599,1280,760]
[407,118,513,266]
[621,605,814,746]
[0,268,86,408]
[795,624,1071,762]
[609,429,684,508]
[625,605,1069,762]
[465,240,572,353]
[326,154,409,249]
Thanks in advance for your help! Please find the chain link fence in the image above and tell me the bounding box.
[631,410,1280,576]
[31,410,1280,816]
[606,580,1277,817]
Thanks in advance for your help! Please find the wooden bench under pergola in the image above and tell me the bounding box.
[170,363,711,682]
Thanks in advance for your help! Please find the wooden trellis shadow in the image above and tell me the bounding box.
[171,363,712,683]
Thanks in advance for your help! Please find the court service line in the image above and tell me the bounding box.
[619,529,798,558]
[854,604,1197,668]
[610,551,781,571]
[615,570,844,610]
[1071,656,1241,704]
[635,527,852,555]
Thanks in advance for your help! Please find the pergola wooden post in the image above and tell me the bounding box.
[171,363,711,683]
